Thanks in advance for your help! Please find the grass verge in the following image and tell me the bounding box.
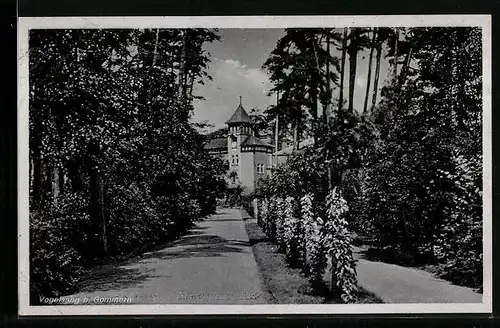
[244,219,324,304]
[243,213,384,304]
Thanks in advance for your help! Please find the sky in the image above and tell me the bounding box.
[192,29,391,132]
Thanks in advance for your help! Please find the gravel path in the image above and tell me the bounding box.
[67,208,269,304]
[354,247,483,303]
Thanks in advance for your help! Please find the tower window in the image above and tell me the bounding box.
[257,163,264,174]
[232,154,239,165]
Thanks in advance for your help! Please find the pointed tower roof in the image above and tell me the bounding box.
[226,96,255,125]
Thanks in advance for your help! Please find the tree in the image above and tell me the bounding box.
[346,28,370,113]
[363,28,376,114]
[370,27,387,112]
[29,28,224,300]
[263,28,340,145]
[364,27,482,280]
[338,27,348,112]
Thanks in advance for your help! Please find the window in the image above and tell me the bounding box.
[230,135,237,149]
[257,163,264,174]
[230,171,238,183]
[232,154,239,165]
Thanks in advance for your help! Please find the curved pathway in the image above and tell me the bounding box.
[353,247,483,303]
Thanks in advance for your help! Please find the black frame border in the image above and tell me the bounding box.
[4,0,499,326]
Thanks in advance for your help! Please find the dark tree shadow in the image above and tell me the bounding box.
[171,234,229,246]
[137,234,250,262]
[357,246,435,267]
[112,226,211,259]
[76,266,159,293]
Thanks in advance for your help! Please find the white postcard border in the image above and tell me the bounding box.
[17,14,492,316]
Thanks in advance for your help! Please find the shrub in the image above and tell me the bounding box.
[283,196,300,264]
[30,192,90,301]
[267,196,278,240]
[275,197,286,251]
[323,187,358,303]
[433,153,482,290]
[307,216,327,288]
[258,198,269,228]
[300,194,315,271]
[241,194,255,218]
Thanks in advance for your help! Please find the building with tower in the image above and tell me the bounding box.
[204,97,274,193]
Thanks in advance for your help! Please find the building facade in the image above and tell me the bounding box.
[204,98,274,193]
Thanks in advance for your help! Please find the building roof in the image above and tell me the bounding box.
[225,100,255,125]
[241,135,274,148]
[204,138,227,150]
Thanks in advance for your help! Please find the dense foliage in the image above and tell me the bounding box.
[256,153,358,302]
[363,27,483,289]
[256,26,484,294]
[29,29,225,301]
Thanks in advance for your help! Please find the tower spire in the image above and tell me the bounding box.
[239,96,242,106]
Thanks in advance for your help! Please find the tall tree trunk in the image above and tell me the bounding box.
[183,67,189,100]
[397,46,413,92]
[311,87,319,144]
[87,93,108,260]
[29,158,33,192]
[311,35,321,144]
[58,169,65,196]
[99,175,108,255]
[338,27,348,112]
[170,44,175,75]
[178,29,188,102]
[371,31,382,113]
[347,29,358,113]
[42,160,52,205]
[274,91,279,169]
[152,28,160,66]
[296,116,301,150]
[324,32,331,124]
[89,160,108,257]
[393,28,399,82]
[31,146,42,206]
[89,168,100,256]
[188,73,195,100]
[363,29,376,114]
[67,157,83,192]
[293,119,299,151]
[51,164,59,206]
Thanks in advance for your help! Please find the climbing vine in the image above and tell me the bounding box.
[323,187,358,303]
[283,196,300,263]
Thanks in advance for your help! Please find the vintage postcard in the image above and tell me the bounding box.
[18,15,492,315]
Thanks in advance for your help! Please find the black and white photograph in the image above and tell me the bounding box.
[17,15,492,315]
